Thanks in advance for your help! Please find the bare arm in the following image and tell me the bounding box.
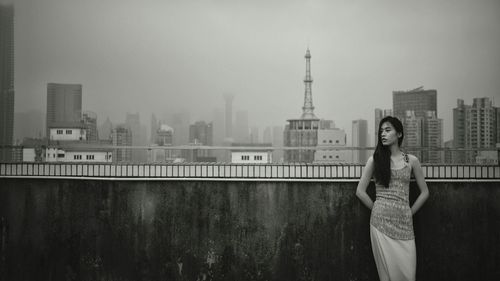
[356,156,375,210]
[409,155,429,215]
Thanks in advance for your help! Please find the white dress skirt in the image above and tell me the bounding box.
[370,225,416,281]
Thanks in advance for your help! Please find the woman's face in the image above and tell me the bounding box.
[380,122,401,146]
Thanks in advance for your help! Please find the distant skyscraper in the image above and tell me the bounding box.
[156,124,174,146]
[150,114,158,144]
[284,49,320,163]
[393,87,440,162]
[352,119,369,164]
[234,110,249,143]
[111,125,132,163]
[187,121,213,162]
[169,111,190,146]
[46,83,82,137]
[422,111,443,163]
[0,4,15,161]
[403,111,422,160]
[224,94,234,141]
[189,121,213,145]
[125,112,147,162]
[98,117,113,141]
[212,108,225,146]
[272,126,284,162]
[263,126,272,144]
[393,87,437,120]
[250,126,260,143]
[82,111,98,142]
[453,98,499,163]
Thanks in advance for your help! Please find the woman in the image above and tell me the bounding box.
[356,116,429,281]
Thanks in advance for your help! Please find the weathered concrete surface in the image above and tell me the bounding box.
[0,178,499,281]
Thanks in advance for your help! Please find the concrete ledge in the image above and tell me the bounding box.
[0,178,499,280]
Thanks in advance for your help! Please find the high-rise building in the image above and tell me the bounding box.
[185,121,214,162]
[263,126,272,144]
[399,109,443,163]
[443,139,454,164]
[422,111,443,163]
[284,49,320,163]
[250,126,260,144]
[150,114,158,144]
[125,112,147,162]
[393,87,440,162]
[46,83,82,137]
[169,111,190,146]
[453,98,499,163]
[82,111,98,142]
[156,124,174,146]
[212,108,225,146]
[393,87,437,120]
[111,125,132,163]
[403,111,423,160]
[234,110,249,143]
[98,117,113,141]
[0,4,15,161]
[189,121,213,145]
[272,126,284,163]
[352,119,369,164]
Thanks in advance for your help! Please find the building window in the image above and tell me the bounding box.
[329,140,332,143]
[323,155,326,159]
[74,155,82,160]
[254,155,263,161]
[56,130,63,134]
[241,155,250,161]
[86,155,94,160]
[336,140,339,144]
[66,129,72,134]
[57,153,65,158]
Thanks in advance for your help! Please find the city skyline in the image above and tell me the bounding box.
[10,0,500,143]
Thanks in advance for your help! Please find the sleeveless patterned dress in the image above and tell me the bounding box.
[370,154,414,240]
[369,153,416,281]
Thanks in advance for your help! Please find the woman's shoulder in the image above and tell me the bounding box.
[405,153,421,166]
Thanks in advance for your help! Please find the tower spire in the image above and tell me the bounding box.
[301,48,317,119]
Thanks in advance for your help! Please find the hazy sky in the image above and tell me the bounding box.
[11,0,500,142]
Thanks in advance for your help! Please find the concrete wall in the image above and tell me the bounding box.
[0,179,499,281]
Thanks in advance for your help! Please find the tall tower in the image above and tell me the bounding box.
[301,49,317,119]
[0,4,15,161]
[284,49,321,163]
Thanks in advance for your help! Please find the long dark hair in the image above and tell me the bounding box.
[373,116,404,187]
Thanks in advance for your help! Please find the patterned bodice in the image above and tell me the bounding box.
[370,160,414,240]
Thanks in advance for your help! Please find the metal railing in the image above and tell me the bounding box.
[1,162,499,181]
